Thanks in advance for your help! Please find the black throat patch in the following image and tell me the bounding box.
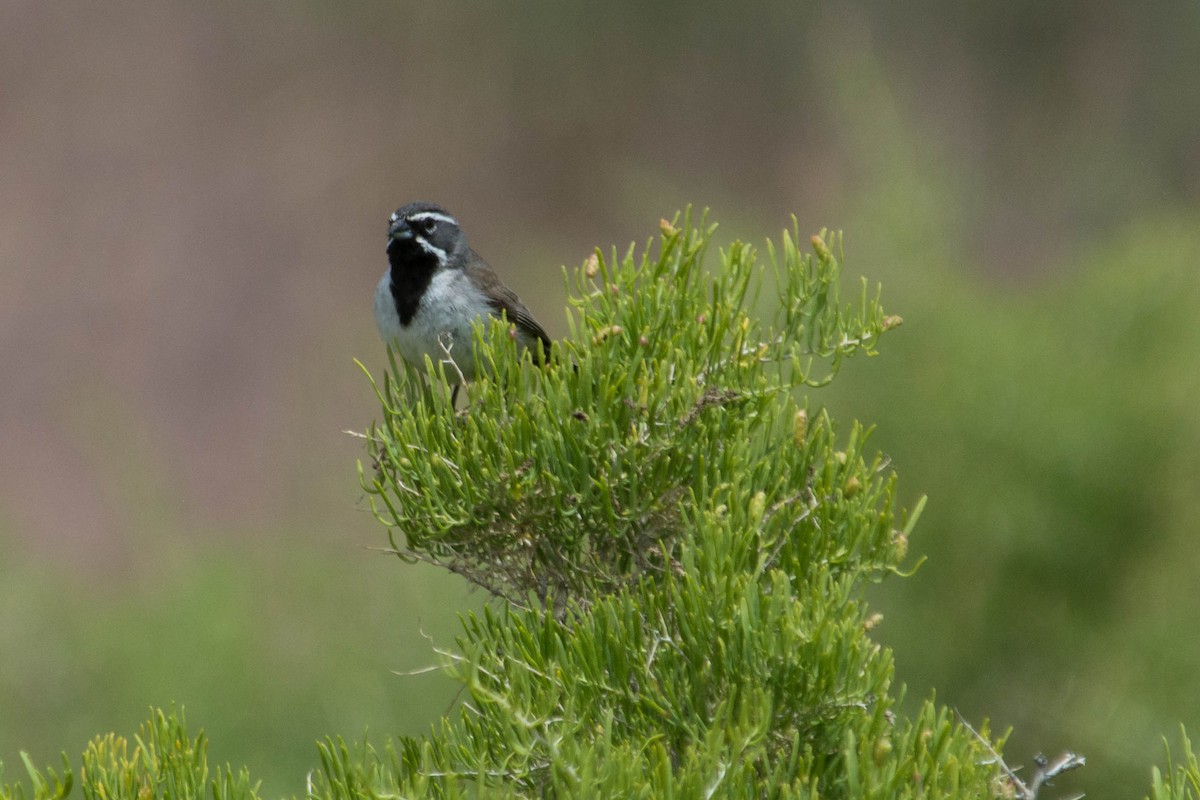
[387,239,440,326]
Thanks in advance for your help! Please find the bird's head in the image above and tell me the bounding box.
[387,202,469,271]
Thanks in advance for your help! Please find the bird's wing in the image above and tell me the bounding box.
[465,251,553,360]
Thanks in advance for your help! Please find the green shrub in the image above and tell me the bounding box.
[340,211,1001,797]
[7,212,1197,799]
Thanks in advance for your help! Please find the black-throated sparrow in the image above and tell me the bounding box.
[374,202,552,400]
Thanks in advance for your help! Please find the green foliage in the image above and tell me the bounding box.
[78,709,259,800]
[1149,730,1200,800]
[827,212,1200,796]
[357,212,899,605]
[332,211,1011,797]
[0,754,71,800]
[9,212,1197,799]
[1,710,259,800]
[0,536,466,798]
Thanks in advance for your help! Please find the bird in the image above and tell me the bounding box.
[374,202,552,404]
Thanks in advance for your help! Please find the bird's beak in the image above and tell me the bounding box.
[389,219,414,241]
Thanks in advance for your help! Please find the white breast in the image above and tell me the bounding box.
[375,270,494,382]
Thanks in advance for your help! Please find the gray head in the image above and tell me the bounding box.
[387,201,469,270]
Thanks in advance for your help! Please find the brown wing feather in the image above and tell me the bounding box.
[464,251,553,360]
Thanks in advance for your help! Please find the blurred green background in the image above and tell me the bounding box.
[2,2,1198,797]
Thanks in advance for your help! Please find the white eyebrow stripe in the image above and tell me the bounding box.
[407,211,458,226]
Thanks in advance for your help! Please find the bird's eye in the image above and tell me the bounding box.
[421,219,438,235]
